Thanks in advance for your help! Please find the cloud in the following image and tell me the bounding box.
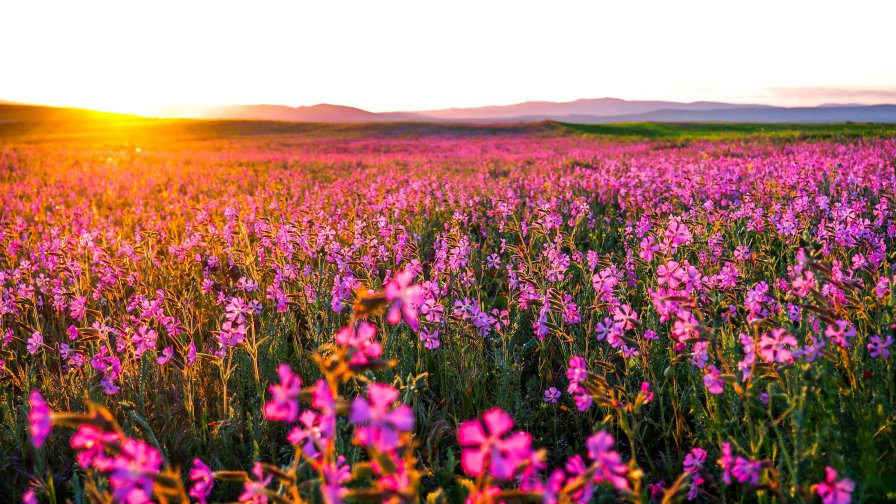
[765,87,896,105]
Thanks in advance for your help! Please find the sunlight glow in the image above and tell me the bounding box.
[1,0,895,114]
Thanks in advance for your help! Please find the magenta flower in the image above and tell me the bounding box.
[70,295,87,321]
[132,325,158,357]
[263,363,302,423]
[730,456,762,485]
[683,447,707,474]
[26,331,43,355]
[639,381,655,403]
[350,383,415,450]
[321,456,350,504]
[70,424,119,469]
[457,407,533,481]
[825,320,856,348]
[569,384,593,412]
[868,334,893,359]
[612,304,638,331]
[816,466,855,504]
[107,439,163,504]
[288,409,332,459]
[239,462,272,503]
[28,390,52,448]
[189,458,214,504]
[758,328,797,364]
[586,431,629,490]
[22,489,37,504]
[334,321,382,366]
[566,355,587,385]
[385,268,423,330]
[718,442,762,486]
[703,366,724,395]
[156,346,174,365]
[419,327,440,349]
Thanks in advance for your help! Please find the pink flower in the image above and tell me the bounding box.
[566,355,587,385]
[70,295,87,321]
[868,334,893,359]
[639,381,654,403]
[321,456,350,504]
[703,366,724,395]
[816,466,855,504]
[288,409,332,459]
[28,390,51,448]
[825,320,856,348]
[586,431,629,490]
[263,364,302,423]
[683,447,707,474]
[189,458,214,504]
[419,327,440,349]
[156,346,174,365]
[385,269,423,330]
[26,331,43,355]
[239,462,272,503]
[22,489,37,504]
[758,328,797,364]
[612,304,638,331]
[334,321,382,366]
[132,325,157,357]
[107,439,163,504]
[544,387,560,403]
[457,408,533,481]
[70,424,119,469]
[350,383,414,450]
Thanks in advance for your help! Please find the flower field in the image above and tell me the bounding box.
[3,129,895,503]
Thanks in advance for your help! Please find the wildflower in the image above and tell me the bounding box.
[132,325,158,357]
[349,383,415,450]
[288,410,332,459]
[321,456,350,504]
[639,381,654,403]
[28,390,51,448]
[263,364,302,423]
[868,334,893,359]
[107,439,163,503]
[703,366,724,395]
[758,328,797,364]
[335,321,382,366]
[189,458,215,504]
[419,327,440,349]
[825,320,856,348]
[156,346,174,365]
[27,331,43,355]
[566,355,587,385]
[239,462,272,503]
[457,407,533,481]
[22,490,37,504]
[70,295,87,321]
[544,387,561,403]
[569,384,593,412]
[612,304,638,331]
[816,467,855,504]
[586,431,629,490]
[71,424,119,469]
[385,268,423,330]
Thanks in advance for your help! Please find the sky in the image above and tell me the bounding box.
[1,0,895,115]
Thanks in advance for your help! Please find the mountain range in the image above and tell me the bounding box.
[156,97,896,123]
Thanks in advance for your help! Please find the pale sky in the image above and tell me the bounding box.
[1,0,895,115]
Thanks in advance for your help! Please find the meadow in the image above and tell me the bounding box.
[2,117,895,503]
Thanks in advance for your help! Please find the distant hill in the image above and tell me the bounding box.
[3,99,896,128]
[151,97,896,124]
[157,104,424,123]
